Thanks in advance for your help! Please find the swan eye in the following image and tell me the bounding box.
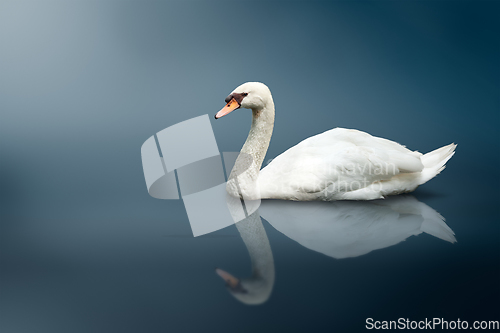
[242,93,248,96]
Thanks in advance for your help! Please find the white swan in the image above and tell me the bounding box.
[215,82,456,201]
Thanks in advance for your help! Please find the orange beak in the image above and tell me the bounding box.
[215,98,240,119]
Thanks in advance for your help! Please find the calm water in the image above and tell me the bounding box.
[1,1,499,332]
[2,170,498,332]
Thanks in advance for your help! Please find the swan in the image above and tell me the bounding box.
[215,82,456,201]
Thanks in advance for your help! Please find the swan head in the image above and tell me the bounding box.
[215,267,273,305]
[215,82,273,119]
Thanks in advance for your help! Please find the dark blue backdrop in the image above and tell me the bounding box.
[1,1,499,332]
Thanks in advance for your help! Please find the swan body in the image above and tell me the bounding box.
[258,128,456,201]
[216,82,456,201]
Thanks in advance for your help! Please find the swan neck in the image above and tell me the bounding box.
[243,104,275,169]
[226,101,275,200]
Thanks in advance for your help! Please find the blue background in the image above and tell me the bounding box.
[1,1,499,332]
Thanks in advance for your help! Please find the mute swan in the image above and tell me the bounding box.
[215,82,456,201]
[215,210,275,305]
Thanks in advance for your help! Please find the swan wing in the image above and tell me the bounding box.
[258,128,424,200]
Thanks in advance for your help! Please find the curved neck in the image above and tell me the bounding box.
[241,104,275,170]
[228,102,275,199]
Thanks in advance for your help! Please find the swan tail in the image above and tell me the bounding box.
[418,143,457,185]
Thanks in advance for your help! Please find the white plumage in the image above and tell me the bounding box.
[259,128,456,200]
[216,82,456,201]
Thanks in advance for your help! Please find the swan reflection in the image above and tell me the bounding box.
[217,195,454,305]
[260,195,455,259]
[216,211,275,305]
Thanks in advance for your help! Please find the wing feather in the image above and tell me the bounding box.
[259,128,424,199]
